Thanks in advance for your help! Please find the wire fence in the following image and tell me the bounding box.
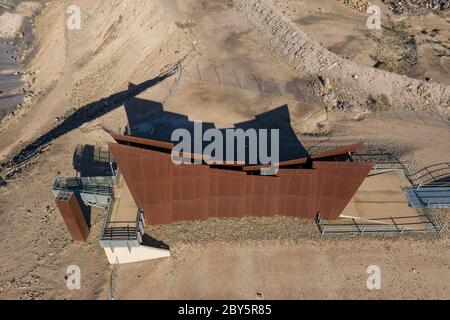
[159,62,450,135]
[372,107,450,129]
[164,62,320,106]
[161,61,183,108]
[107,257,119,300]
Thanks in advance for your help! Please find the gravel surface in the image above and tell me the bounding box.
[145,214,448,246]
[146,216,320,245]
[381,0,450,14]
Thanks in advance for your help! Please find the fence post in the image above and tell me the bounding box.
[234,70,242,89]
[197,64,202,80]
[214,66,222,84]
[253,74,262,94]
[272,78,283,96]
[391,217,401,232]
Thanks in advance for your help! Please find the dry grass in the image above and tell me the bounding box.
[370,21,418,76]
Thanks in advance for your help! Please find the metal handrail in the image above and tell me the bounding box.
[406,163,450,184]
[316,210,443,236]
[406,162,450,177]
[100,208,143,242]
[53,177,113,195]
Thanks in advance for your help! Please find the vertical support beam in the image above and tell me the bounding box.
[55,191,89,241]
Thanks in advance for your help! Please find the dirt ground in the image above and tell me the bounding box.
[114,238,450,299]
[0,0,449,300]
[275,0,450,84]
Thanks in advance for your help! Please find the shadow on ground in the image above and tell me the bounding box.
[0,63,179,185]
[73,144,116,177]
[123,97,309,164]
[142,233,170,250]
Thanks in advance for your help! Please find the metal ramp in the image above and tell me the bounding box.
[98,175,143,250]
[99,208,144,250]
[403,162,450,209]
[405,187,450,208]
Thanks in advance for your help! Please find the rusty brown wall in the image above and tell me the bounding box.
[313,161,373,219]
[109,143,371,225]
[55,192,89,241]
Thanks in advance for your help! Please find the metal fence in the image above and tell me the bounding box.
[161,61,183,108]
[310,146,446,235]
[372,107,450,129]
[107,257,119,300]
[164,62,320,106]
[405,162,450,188]
[53,177,114,197]
[315,211,444,236]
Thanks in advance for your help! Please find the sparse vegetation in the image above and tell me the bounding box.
[367,94,392,112]
[370,21,418,76]
[381,0,450,14]
[175,20,196,30]
[337,0,369,12]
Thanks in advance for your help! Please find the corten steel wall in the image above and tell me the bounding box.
[55,192,89,241]
[109,142,372,225]
[313,161,373,219]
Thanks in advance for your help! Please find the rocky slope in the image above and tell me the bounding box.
[233,0,450,119]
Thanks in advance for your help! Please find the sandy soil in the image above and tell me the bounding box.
[114,239,450,299]
[0,0,449,300]
[0,2,42,37]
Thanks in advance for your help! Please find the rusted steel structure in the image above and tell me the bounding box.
[55,191,90,241]
[109,133,372,225]
[53,104,372,238]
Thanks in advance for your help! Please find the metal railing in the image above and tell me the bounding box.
[315,211,444,236]
[53,177,114,196]
[101,223,138,241]
[99,207,144,248]
[405,162,450,188]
